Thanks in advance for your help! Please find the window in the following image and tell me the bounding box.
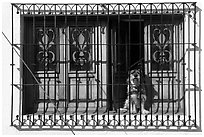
[9,3,201,132]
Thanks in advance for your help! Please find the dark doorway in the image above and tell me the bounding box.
[109,20,144,110]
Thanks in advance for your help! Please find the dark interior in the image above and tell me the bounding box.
[110,20,144,110]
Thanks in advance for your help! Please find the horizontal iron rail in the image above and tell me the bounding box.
[11,3,197,15]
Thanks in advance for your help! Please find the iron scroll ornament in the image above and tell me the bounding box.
[152,25,172,70]
[36,28,56,71]
[70,27,92,71]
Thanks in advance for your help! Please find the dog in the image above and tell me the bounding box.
[123,69,150,114]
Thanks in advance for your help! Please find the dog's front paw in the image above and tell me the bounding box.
[141,109,150,114]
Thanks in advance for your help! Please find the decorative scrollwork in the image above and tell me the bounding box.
[36,28,56,71]
[13,3,195,15]
[152,25,172,70]
[12,114,198,131]
[70,27,92,71]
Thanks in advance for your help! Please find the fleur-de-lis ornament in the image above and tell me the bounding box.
[36,28,55,70]
[71,27,91,70]
[152,26,172,65]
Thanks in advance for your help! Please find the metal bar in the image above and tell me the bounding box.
[198,8,202,129]
[93,15,97,116]
[85,4,89,125]
[193,3,197,127]
[12,2,196,6]
[187,7,191,117]
[54,4,57,124]
[149,3,153,123]
[128,3,131,125]
[18,82,195,86]
[176,23,181,114]
[96,4,99,125]
[32,3,36,125]
[11,42,198,46]
[161,3,164,125]
[47,79,50,112]
[166,72,170,114]
[117,4,120,125]
[107,4,110,125]
[171,3,175,124]
[111,26,115,114]
[139,3,142,125]
[100,23,103,108]
[75,72,78,125]
[22,4,24,15]
[21,4,25,126]
[182,3,186,124]
[86,72,89,125]
[75,4,78,125]
[43,4,46,125]
[64,4,68,122]
[11,4,14,126]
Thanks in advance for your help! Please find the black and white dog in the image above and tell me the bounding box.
[123,69,150,114]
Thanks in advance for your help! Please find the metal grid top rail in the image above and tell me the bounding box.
[12,3,197,16]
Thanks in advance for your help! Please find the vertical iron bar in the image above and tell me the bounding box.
[100,24,103,108]
[54,4,57,124]
[11,4,14,126]
[75,71,78,125]
[107,4,110,125]
[139,3,142,125]
[85,4,89,125]
[177,24,181,114]
[75,4,78,125]
[21,4,25,126]
[43,4,46,125]
[117,4,120,125]
[166,73,170,114]
[96,4,99,125]
[187,7,191,117]
[193,2,197,127]
[64,4,68,123]
[111,22,115,113]
[198,9,201,129]
[161,3,164,125]
[150,3,153,124]
[86,72,89,125]
[32,4,36,125]
[182,3,186,124]
[128,3,131,125]
[47,79,50,113]
[22,4,24,15]
[171,3,175,124]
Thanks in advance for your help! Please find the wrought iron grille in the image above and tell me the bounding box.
[9,2,201,132]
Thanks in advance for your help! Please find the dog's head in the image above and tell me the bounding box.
[129,69,141,87]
